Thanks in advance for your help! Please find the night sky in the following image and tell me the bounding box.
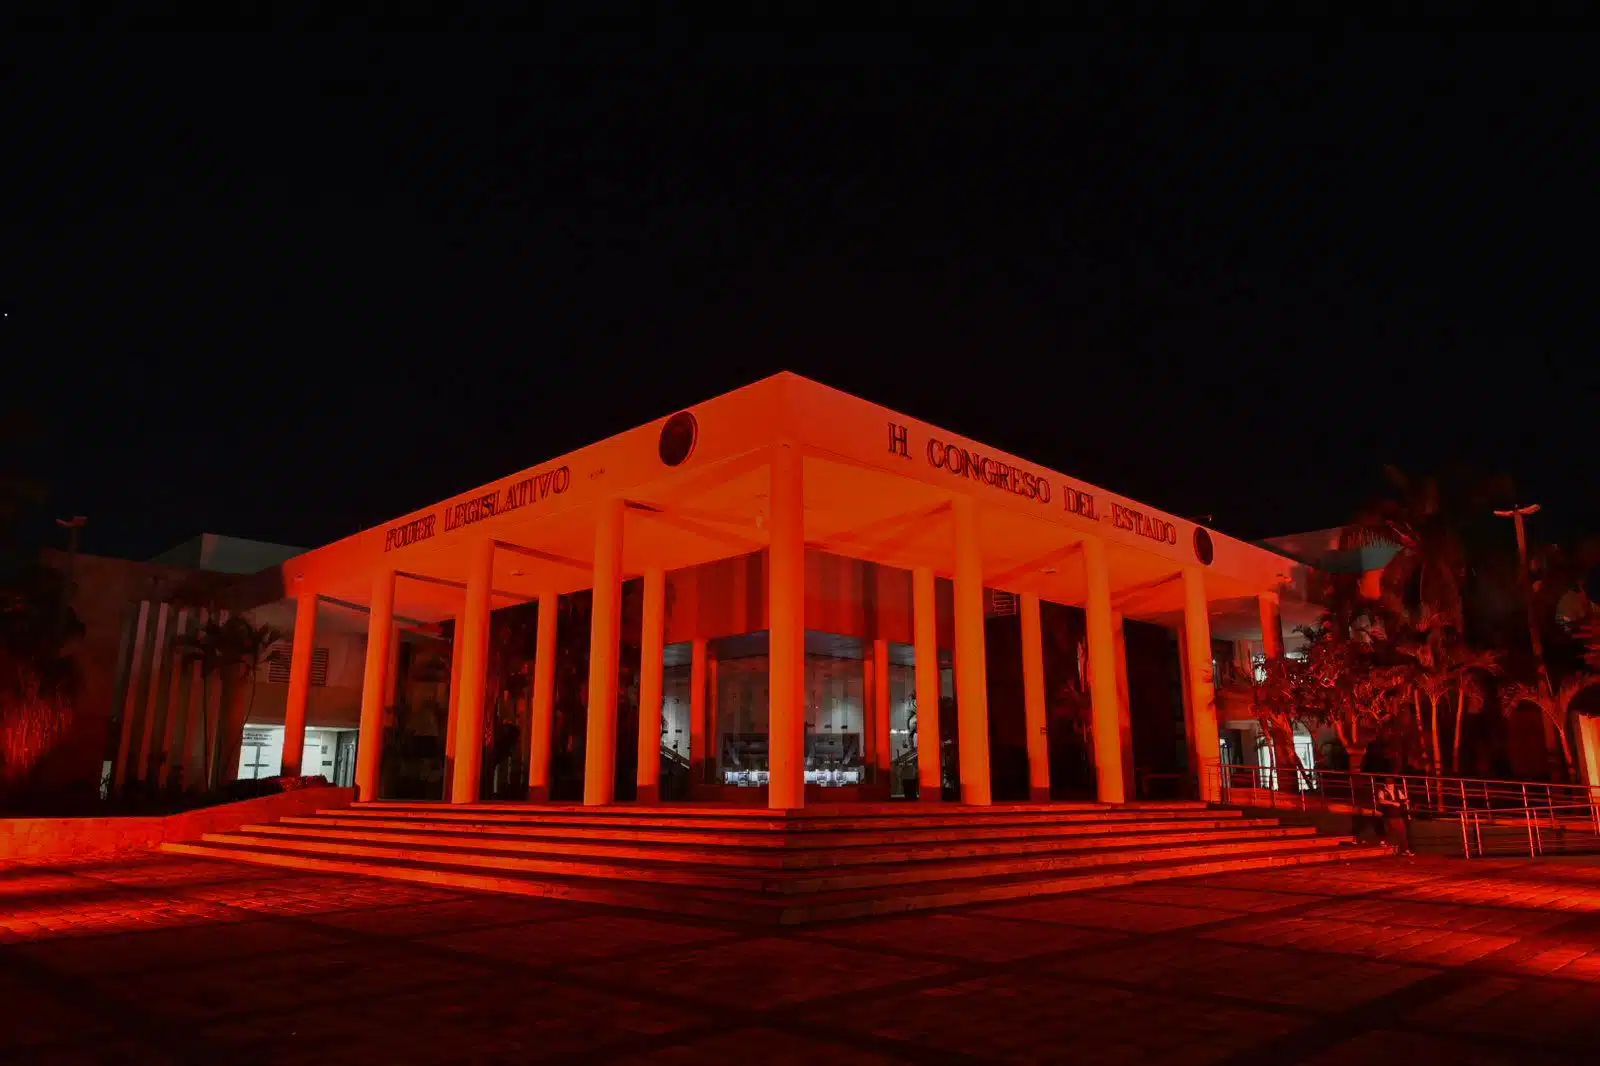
[6,30,1597,561]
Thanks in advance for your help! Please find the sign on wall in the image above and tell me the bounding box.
[887,421,1178,546]
[383,465,572,552]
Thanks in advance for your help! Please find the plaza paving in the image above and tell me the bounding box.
[2,851,1598,1065]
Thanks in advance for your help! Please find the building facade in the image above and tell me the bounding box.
[253,372,1324,808]
[89,376,1600,805]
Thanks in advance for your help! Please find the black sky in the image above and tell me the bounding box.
[6,29,1597,561]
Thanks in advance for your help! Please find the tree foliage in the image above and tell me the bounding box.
[1317,465,1600,782]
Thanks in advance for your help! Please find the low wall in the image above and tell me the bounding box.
[0,786,354,863]
[1231,802,1486,856]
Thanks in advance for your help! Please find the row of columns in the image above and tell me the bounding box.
[285,443,1242,807]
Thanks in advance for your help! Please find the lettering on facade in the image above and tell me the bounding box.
[383,514,436,552]
[444,466,572,532]
[383,465,572,551]
[890,423,1182,550]
[1110,502,1178,545]
[888,421,909,458]
[1060,487,1096,520]
[926,438,1054,504]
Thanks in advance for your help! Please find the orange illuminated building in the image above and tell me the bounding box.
[258,372,1313,810]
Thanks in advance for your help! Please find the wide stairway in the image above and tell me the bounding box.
[162,800,1384,924]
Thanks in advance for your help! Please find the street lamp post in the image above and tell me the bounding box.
[55,515,87,631]
[1493,503,1548,689]
[1495,503,1562,774]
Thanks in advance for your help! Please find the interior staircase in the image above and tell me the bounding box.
[161,800,1387,924]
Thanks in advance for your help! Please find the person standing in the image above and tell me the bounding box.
[1376,777,1415,856]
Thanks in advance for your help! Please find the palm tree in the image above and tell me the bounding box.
[214,618,286,784]
[1340,466,1471,631]
[1393,616,1460,778]
[175,617,284,790]
[1445,644,1502,774]
[1512,538,1600,773]
[175,620,225,790]
[1579,615,1600,672]
[1502,673,1600,780]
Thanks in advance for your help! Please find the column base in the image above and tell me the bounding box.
[635,784,660,805]
[526,784,550,803]
[1029,786,1051,803]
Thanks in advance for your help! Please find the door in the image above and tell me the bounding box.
[334,731,357,787]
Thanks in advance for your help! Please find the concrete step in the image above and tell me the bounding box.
[158,838,1387,925]
[357,800,1195,817]
[275,812,1258,851]
[773,834,1341,893]
[767,844,1388,923]
[241,819,1309,869]
[158,796,1376,924]
[195,831,759,888]
[161,839,762,921]
[191,825,1334,894]
[315,805,1240,835]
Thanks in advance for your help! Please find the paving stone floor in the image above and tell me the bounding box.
[2,852,1598,1064]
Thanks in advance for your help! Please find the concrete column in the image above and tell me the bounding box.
[768,443,806,810]
[135,602,174,786]
[384,620,403,708]
[158,608,197,790]
[527,588,559,801]
[1083,537,1126,804]
[861,655,877,772]
[172,607,210,790]
[873,637,891,791]
[952,495,992,805]
[1177,621,1196,741]
[281,592,319,777]
[355,569,396,802]
[449,539,494,804]
[1112,610,1134,800]
[912,566,942,802]
[1258,590,1294,790]
[1259,590,1285,660]
[707,656,721,780]
[636,567,667,803]
[690,637,709,784]
[1020,591,1051,802]
[1576,714,1600,792]
[113,600,152,793]
[584,498,625,805]
[443,614,466,785]
[1183,566,1222,802]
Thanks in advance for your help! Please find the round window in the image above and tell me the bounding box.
[658,411,698,467]
[1193,527,1215,566]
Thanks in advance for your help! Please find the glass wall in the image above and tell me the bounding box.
[661,653,692,765]
[380,635,452,800]
[886,660,916,796]
[804,652,865,786]
[706,631,904,789]
[660,650,693,800]
[238,725,357,785]
[672,631,944,795]
[717,654,771,786]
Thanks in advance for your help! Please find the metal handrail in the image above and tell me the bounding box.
[1212,762,1598,820]
[1458,802,1600,858]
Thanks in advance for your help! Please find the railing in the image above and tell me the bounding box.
[1458,803,1600,858]
[1213,762,1599,821]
